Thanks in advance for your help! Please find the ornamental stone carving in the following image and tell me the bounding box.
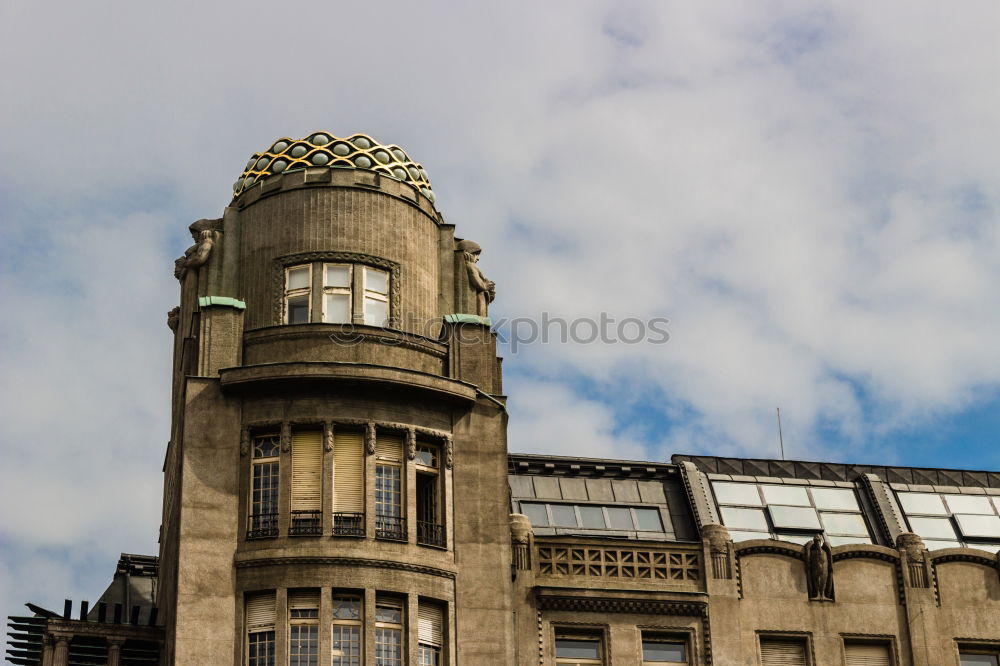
[897,532,929,587]
[804,533,835,601]
[365,421,376,456]
[174,220,220,280]
[509,513,533,573]
[166,306,180,332]
[457,240,495,317]
[701,523,733,579]
[406,428,417,460]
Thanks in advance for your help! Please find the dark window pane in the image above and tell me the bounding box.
[578,505,606,529]
[960,655,999,666]
[287,295,309,324]
[642,640,685,661]
[521,503,549,527]
[550,504,578,527]
[634,508,663,531]
[606,507,634,529]
[555,639,600,658]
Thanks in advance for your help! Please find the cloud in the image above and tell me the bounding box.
[2,0,1000,641]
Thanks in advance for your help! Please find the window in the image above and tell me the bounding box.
[417,602,444,665]
[333,430,365,537]
[416,443,444,548]
[363,267,389,326]
[375,599,404,666]
[759,637,807,666]
[555,634,603,665]
[282,261,392,327]
[331,595,362,666]
[961,653,1000,666]
[518,502,665,535]
[844,641,890,666]
[375,435,405,541]
[249,435,280,539]
[288,590,319,666]
[290,430,323,536]
[896,491,1000,551]
[246,593,276,666]
[642,635,687,664]
[712,481,871,546]
[324,264,352,323]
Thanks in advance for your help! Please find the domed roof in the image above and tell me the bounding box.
[233,132,435,203]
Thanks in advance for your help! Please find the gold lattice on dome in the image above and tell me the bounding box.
[233,132,435,203]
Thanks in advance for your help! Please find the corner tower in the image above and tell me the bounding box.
[160,132,511,665]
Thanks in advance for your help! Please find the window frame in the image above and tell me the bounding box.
[283,264,312,325]
[896,490,1000,551]
[640,632,690,665]
[249,434,281,539]
[331,593,363,666]
[362,266,390,326]
[276,254,398,328]
[711,481,873,546]
[322,262,353,324]
[757,632,813,666]
[553,630,605,666]
[374,598,405,666]
[287,590,319,666]
[518,500,668,537]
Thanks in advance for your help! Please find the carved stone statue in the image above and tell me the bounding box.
[509,513,533,574]
[457,240,495,317]
[166,306,180,332]
[174,218,222,281]
[804,533,835,601]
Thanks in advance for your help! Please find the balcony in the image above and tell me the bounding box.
[417,521,446,548]
[332,512,365,537]
[375,515,407,542]
[247,513,279,539]
[289,510,322,536]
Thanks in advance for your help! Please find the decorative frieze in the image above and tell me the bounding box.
[536,545,700,581]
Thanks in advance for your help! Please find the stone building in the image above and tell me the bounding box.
[6,132,1000,666]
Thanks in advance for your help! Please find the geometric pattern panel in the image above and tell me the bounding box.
[537,546,700,581]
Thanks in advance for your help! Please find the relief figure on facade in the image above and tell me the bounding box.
[457,239,495,317]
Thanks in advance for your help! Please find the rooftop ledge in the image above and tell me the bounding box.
[218,361,477,402]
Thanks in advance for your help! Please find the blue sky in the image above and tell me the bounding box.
[2,0,999,649]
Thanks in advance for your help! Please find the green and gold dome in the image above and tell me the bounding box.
[233,132,435,203]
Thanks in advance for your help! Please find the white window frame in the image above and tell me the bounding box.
[284,264,312,324]
[363,266,390,326]
[322,263,353,324]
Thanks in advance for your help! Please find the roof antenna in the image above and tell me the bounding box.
[776,407,786,461]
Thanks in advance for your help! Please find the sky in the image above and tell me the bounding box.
[2,0,999,646]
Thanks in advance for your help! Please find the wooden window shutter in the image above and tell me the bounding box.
[417,603,443,647]
[760,638,807,666]
[334,431,365,513]
[246,593,275,630]
[288,589,320,611]
[375,433,402,462]
[845,644,890,666]
[291,430,323,512]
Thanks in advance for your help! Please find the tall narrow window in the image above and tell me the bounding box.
[417,602,443,666]
[760,637,807,666]
[555,634,603,665]
[844,642,890,666]
[250,435,280,539]
[415,444,444,548]
[323,264,352,324]
[288,590,319,666]
[285,265,311,324]
[375,434,405,541]
[331,594,362,666]
[375,599,404,666]
[290,430,323,535]
[246,593,276,666]
[333,430,365,536]
[363,267,389,326]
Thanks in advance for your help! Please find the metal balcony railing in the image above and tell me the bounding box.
[289,510,322,536]
[417,521,446,548]
[247,513,279,539]
[332,512,365,537]
[375,515,407,541]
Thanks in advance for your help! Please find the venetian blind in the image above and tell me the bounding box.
[417,603,443,647]
[375,434,402,462]
[845,644,890,666]
[245,593,275,630]
[334,431,364,513]
[288,589,320,611]
[291,430,323,512]
[760,639,806,666]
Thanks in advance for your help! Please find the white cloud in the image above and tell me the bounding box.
[2,0,1000,639]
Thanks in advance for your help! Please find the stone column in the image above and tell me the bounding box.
[107,638,124,666]
[52,637,70,666]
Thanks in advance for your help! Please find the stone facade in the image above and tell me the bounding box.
[6,133,1000,666]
